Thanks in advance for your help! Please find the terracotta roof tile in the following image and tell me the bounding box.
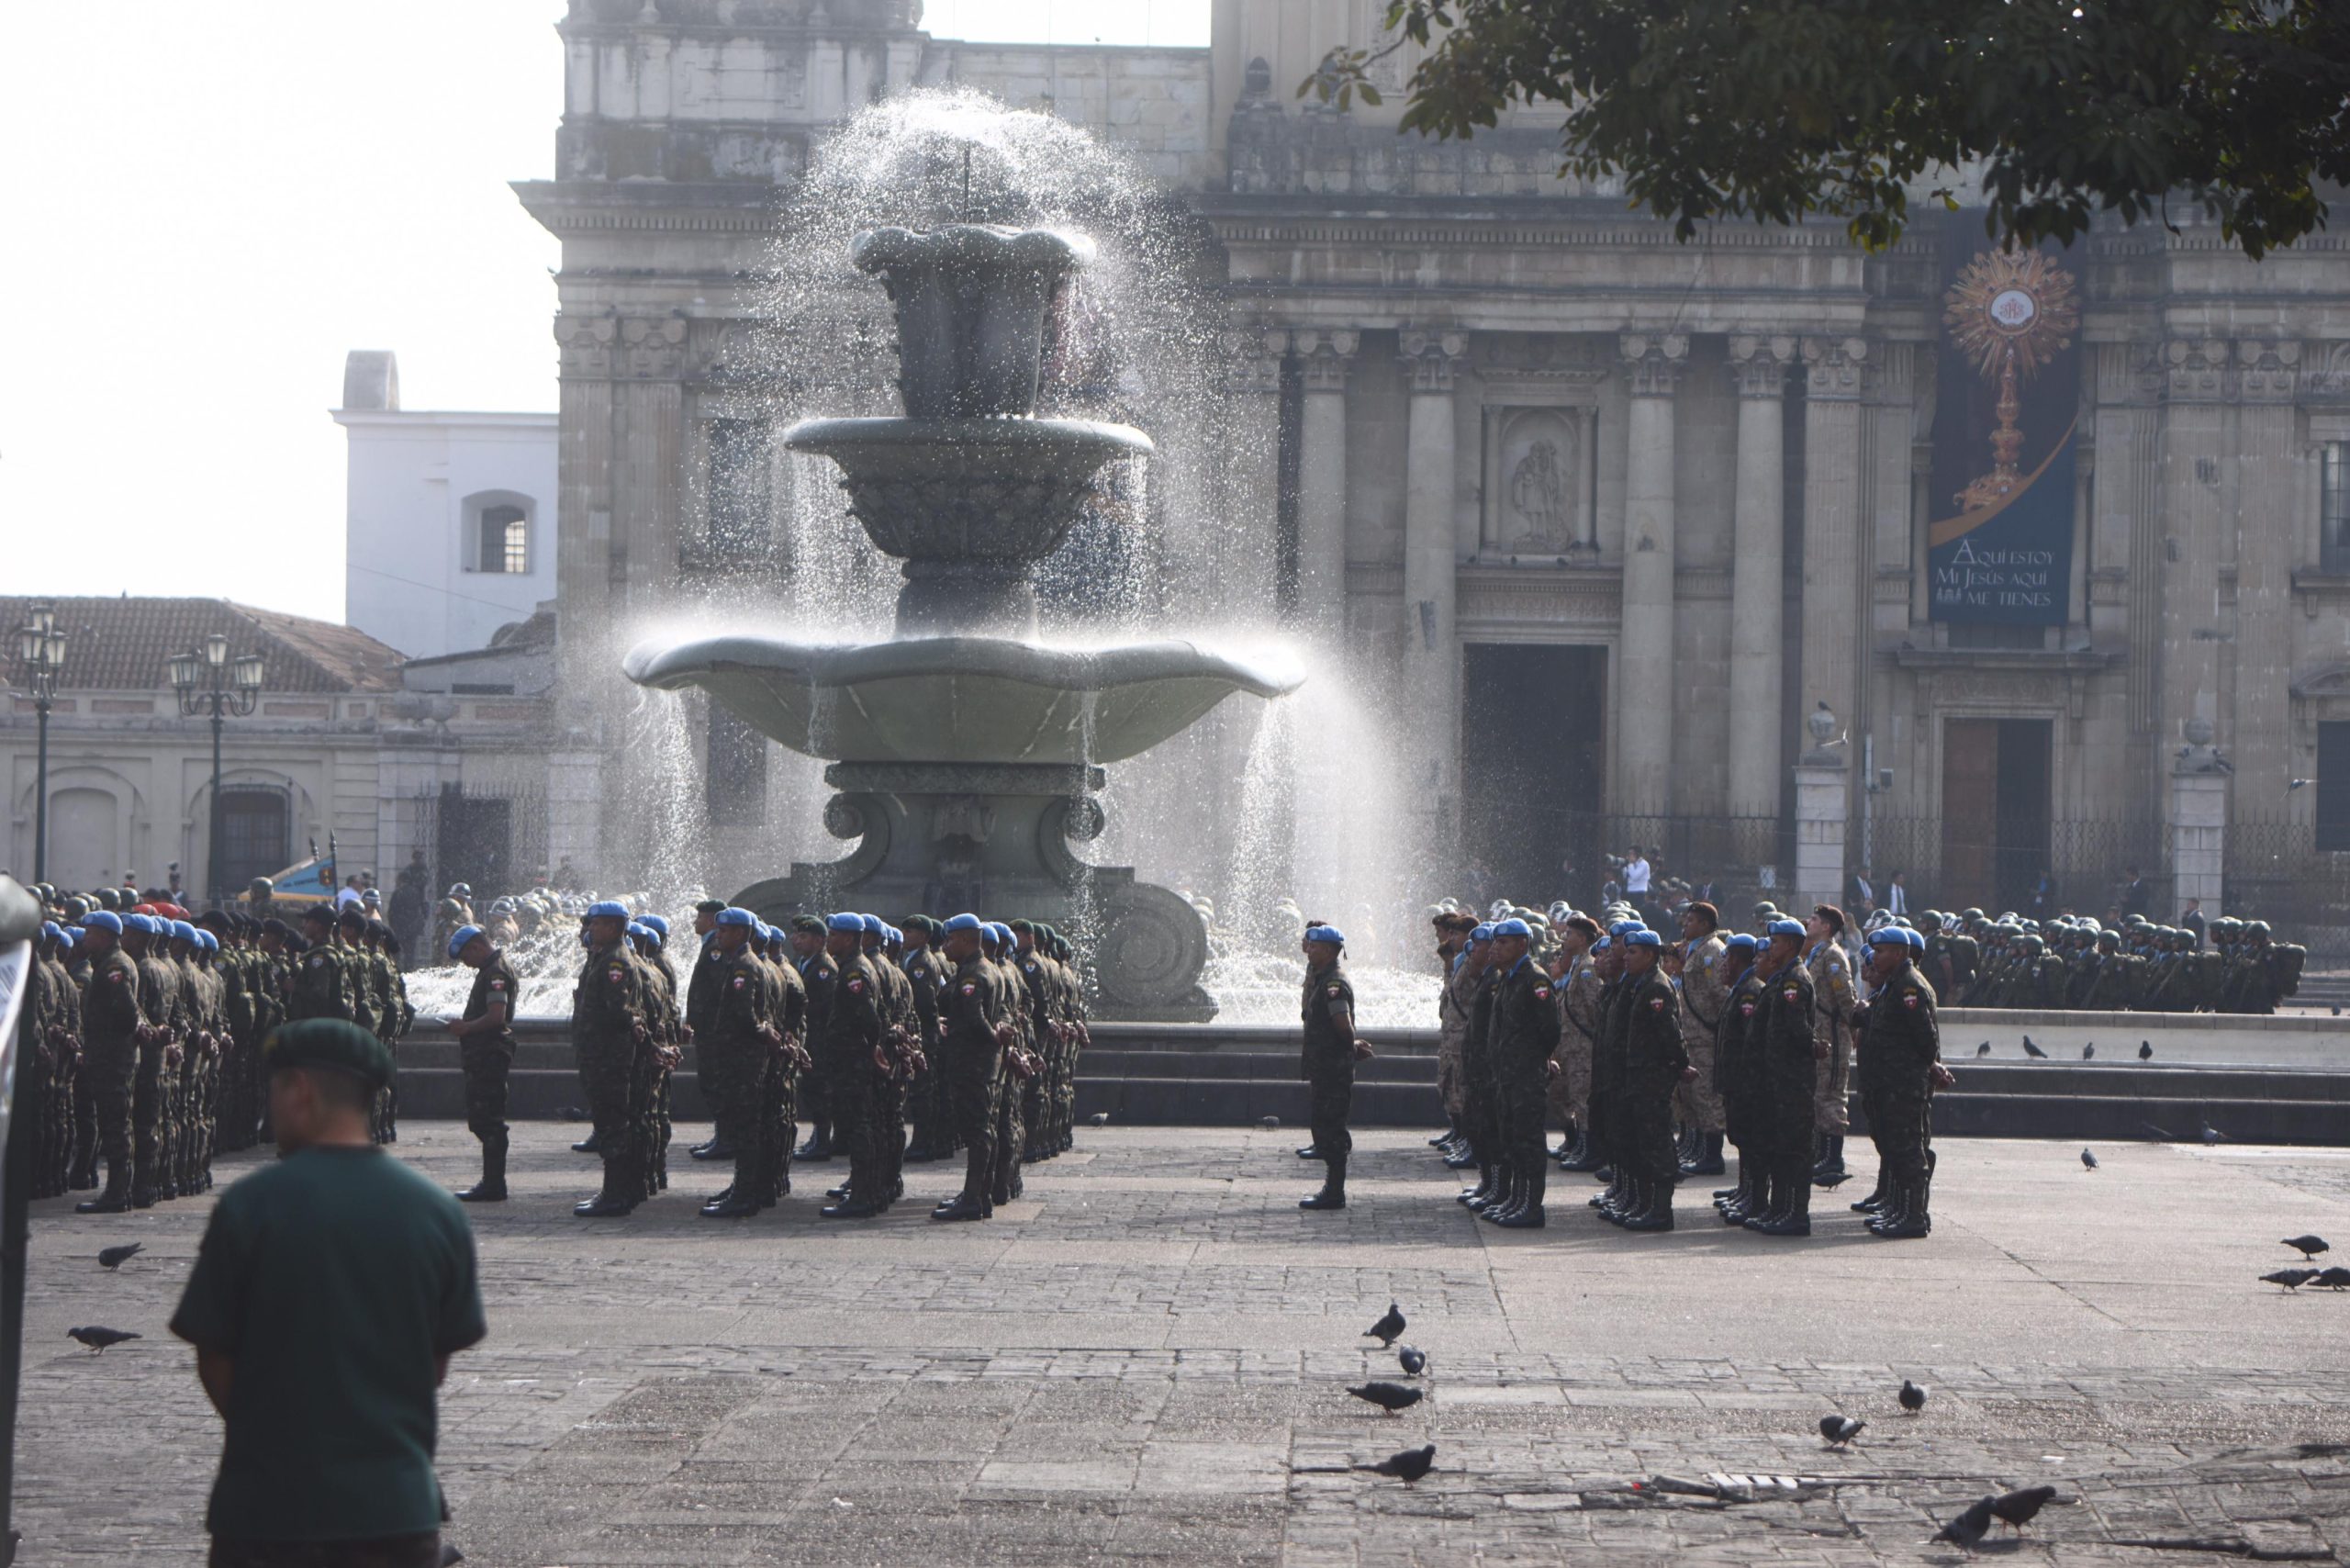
[0,596,405,696]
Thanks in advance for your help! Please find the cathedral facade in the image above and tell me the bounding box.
[520,0,2350,930]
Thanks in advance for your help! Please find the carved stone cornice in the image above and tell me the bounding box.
[2162,338,2231,403]
[2237,340,2300,405]
[1617,332,1688,398]
[1400,329,1467,396]
[2309,342,2350,400]
[1801,335,1869,401]
[1294,329,1360,395]
[556,310,691,380]
[1219,327,1287,398]
[1728,333,1797,399]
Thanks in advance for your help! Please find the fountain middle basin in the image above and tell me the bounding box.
[622,634,1300,766]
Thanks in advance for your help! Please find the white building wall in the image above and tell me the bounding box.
[335,408,559,659]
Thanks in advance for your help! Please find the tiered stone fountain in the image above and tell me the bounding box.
[624,224,1300,1019]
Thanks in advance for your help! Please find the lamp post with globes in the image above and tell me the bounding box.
[168,633,264,908]
[14,604,68,883]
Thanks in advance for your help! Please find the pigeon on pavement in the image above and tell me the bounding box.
[2081,1148,2098,1170]
[2313,1267,2350,1291]
[96,1243,143,1271]
[1898,1379,1927,1414]
[2282,1234,2330,1260]
[1975,1041,1992,1058]
[2201,1120,2224,1145]
[2139,1040,2154,1060]
[1988,1484,2058,1535]
[1087,1113,1109,1127]
[1364,1443,1437,1483]
[1396,1345,1427,1376]
[1932,1496,1997,1549]
[1818,1415,1865,1448]
[2082,1043,2096,1059]
[68,1327,140,1353]
[1348,1382,1424,1416]
[2262,1269,2320,1291]
[1363,1301,1405,1347]
[2021,1036,2047,1058]
[1259,1115,1280,1131]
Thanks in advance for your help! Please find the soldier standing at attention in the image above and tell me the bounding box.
[1452,927,1505,1211]
[123,913,185,1208]
[1615,928,1689,1232]
[1482,917,1561,1228]
[693,908,774,1219]
[572,901,653,1217]
[1553,917,1605,1172]
[1710,934,1766,1225]
[788,915,837,1163]
[684,899,730,1164]
[981,924,1034,1208]
[932,913,1015,1221]
[818,913,890,1218]
[1748,919,1819,1237]
[444,924,519,1203]
[1589,927,1637,1222]
[900,916,951,1163]
[1855,926,1947,1239]
[1430,912,1476,1163]
[73,911,149,1214]
[1297,924,1370,1212]
[1673,902,1729,1178]
[1803,905,1855,1186]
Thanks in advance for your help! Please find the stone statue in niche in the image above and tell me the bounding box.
[1509,440,1570,546]
[1483,405,1589,554]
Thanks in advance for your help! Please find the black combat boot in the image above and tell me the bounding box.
[1480,1167,1525,1223]
[76,1164,132,1215]
[1493,1163,1546,1228]
[1295,1144,1325,1160]
[1721,1168,1761,1225]
[1812,1133,1847,1185]
[690,1138,733,1161]
[1459,1160,1499,1207]
[1300,1156,1347,1210]
[1428,1121,1458,1149]
[1471,1161,1516,1215]
[571,1128,601,1155]
[1753,1163,1812,1237]
[1443,1136,1479,1170]
[1874,1173,1930,1239]
[1622,1172,1673,1231]
[1682,1131,1726,1177]
[1851,1170,1886,1212]
[1561,1128,1606,1172]
[456,1133,509,1203]
[796,1122,833,1162]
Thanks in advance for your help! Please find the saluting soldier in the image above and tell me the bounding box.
[1854,926,1946,1239]
[444,924,519,1202]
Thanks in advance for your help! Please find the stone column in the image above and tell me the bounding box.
[1728,334,1794,821]
[1401,330,1465,817]
[2157,340,2230,762]
[2170,731,2230,916]
[1294,330,1359,643]
[2231,341,2300,798]
[1616,332,1687,816]
[1212,326,1288,626]
[1800,337,1868,772]
[1794,709,1851,902]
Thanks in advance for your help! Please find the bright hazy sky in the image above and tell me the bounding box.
[0,1,1210,622]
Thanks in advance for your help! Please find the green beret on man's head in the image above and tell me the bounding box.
[263,1019,393,1091]
[789,913,826,934]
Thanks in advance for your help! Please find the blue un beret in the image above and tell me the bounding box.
[1903,926,1928,952]
[944,913,983,934]
[1624,928,1662,948]
[987,923,1014,947]
[170,920,197,944]
[196,931,218,953]
[1867,925,1908,947]
[1723,933,1758,953]
[1608,919,1641,937]
[81,910,123,935]
[56,926,79,948]
[626,922,655,944]
[41,921,62,943]
[1767,918,1807,940]
[447,924,486,960]
[1591,936,1611,953]
[883,924,903,946]
[1469,924,1494,943]
[1305,924,1345,946]
[860,913,886,935]
[639,914,670,940]
[586,900,631,920]
[1493,918,1532,939]
[827,913,867,933]
[755,923,778,944]
[715,907,756,928]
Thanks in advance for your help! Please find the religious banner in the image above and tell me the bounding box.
[1927,211,2084,623]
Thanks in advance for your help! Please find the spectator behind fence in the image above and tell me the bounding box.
[172,1019,486,1568]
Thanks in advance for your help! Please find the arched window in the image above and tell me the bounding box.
[479,504,528,574]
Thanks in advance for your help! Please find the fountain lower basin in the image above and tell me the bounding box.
[621,634,1301,766]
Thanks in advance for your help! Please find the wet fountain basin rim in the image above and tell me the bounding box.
[782,415,1154,461]
[621,634,1305,767]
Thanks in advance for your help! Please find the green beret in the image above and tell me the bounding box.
[263,1019,393,1091]
[1008,918,1036,935]
[789,914,826,934]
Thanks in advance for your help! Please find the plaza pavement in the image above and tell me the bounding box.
[19,1124,2350,1565]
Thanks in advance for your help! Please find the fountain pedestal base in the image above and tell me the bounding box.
[733,761,1213,1022]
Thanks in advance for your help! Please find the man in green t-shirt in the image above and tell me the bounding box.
[172,1019,487,1567]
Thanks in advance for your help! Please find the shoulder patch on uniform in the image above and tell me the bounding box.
[960,982,977,995]
[1326,983,1342,997]
[489,980,507,991]
[308,955,324,969]
[847,979,864,993]
[1534,985,1550,1000]
[732,975,746,989]
[608,966,625,983]
[1783,986,1800,1002]
[1650,996,1666,1011]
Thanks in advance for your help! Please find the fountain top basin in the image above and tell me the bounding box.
[623,633,1302,767]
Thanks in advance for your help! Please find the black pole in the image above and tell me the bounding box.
[207,701,225,912]
[28,703,46,887]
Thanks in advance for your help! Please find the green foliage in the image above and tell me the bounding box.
[1303,0,2348,258]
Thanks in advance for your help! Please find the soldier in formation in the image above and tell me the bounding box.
[1924,909,2302,1012]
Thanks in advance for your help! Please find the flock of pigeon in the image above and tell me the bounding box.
[2262,1233,2348,1293]
[1978,1033,2162,1063]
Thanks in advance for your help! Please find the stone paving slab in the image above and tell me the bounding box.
[16,1124,2350,1564]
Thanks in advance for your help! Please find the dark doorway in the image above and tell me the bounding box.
[435,785,515,899]
[1939,718,2053,912]
[216,787,290,896]
[1460,643,1606,900]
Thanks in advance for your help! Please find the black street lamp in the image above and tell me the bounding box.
[168,632,263,909]
[14,604,67,883]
